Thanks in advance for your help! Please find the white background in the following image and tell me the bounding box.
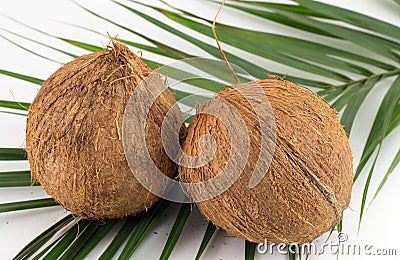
[0,0,399,259]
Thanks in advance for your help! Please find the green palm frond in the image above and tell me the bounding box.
[245,241,257,260]
[195,222,217,260]
[1,0,399,259]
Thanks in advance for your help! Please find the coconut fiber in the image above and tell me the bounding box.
[26,41,182,219]
[179,79,353,244]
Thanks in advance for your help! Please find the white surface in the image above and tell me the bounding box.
[0,0,399,259]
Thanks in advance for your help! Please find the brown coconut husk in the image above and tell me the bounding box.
[179,79,353,244]
[26,40,184,219]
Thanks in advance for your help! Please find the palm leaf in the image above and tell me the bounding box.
[159,203,191,260]
[0,34,63,64]
[0,100,29,110]
[195,222,217,260]
[113,1,335,87]
[155,8,352,81]
[0,198,58,213]
[0,170,37,187]
[288,246,296,260]
[369,148,400,205]
[0,69,43,84]
[0,26,78,58]
[14,214,75,260]
[358,76,400,225]
[293,0,400,40]
[0,148,26,160]
[231,0,400,56]
[74,219,119,259]
[99,217,138,259]
[119,200,170,259]
[41,220,90,260]
[274,11,400,61]
[245,241,256,260]
[58,220,103,260]
[358,148,380,230]
[156,5,387,75]
[355,76,400,181]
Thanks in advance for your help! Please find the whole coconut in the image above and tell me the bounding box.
[26,40,183,219]
[179,79,353,244]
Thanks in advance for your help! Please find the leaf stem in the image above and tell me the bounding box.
[212,0,241,84]
[319,68,400,95]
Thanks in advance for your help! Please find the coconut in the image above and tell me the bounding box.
[179,79,353,244]
[26,40,184,219]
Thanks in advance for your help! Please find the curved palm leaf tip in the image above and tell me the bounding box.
[0,0,399,259]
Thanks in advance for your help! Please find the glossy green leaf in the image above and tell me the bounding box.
[195,222,217,260]
[0,34,62,64]
[245,241,256,260]
[59,220,103,260]
[0,69,43,85]
[359,146,381,229]
[293,0,400,41]
[289,247,296,260]
[0,100,30,111]
[387,104,400,137]
[0,148,26,160]
[158,0,335,40]
[73,1,248,85]
[43,220,90,260]
[110,1,275,81]
[118,200,170,259]
[32,237,63,260]
[99,217,138,260]
[195,1,396,71]
[152,8,352,82]
[161,9,392,77]
[120,38,182,59]
[275,11,400,61]
[0,170,38,187]
[338,77,381,134]
[369,148,400,204]
[337,219,343,233]
[319,87,347,102]
[74,219,120,259]
[224,2,335,37]
[332,82,363,112]
[159,203,191,260]
[355,76,400,181]
[60,39,103,53]
[357,77,400,225]
[72,1,331,88]
[0,198,58,213]
[0,27,77,58]
[160,65,224,92]
[14,214,75,260]
[216,26,389,73]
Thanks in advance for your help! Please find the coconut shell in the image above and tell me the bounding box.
[179,79,353,244]
[26,41,183,219]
